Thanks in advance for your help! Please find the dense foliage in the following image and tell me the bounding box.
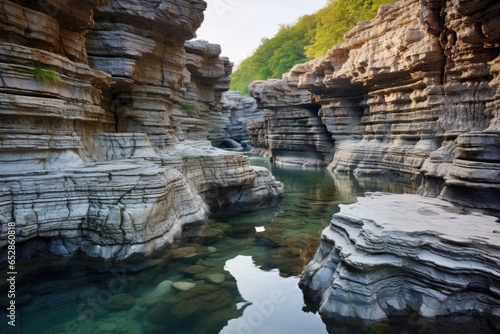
[230,0,396,95]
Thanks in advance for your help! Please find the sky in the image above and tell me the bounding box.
[194,0,327,66]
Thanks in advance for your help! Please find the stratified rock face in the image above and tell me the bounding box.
[420,0,500,214]
[0,0,282,261]
[299,193,500,327]
[248,64,335,166]
[0,0,114,173]
[219,90,264,144]
[249,0,499,214]
[300,0,446,176]
[184,40,233,143]
[86,0,209,148]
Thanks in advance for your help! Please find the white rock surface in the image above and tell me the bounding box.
[299,193,500,323]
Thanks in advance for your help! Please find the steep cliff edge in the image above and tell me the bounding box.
[249,0,499,215]
[0,0,282,261]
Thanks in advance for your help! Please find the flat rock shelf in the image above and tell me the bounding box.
[300,192,500,332]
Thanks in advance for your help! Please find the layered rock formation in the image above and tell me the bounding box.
[248,65,335,166]
[299,193,500,330]
[248,0,499,214]
[244,0,500,328]
[0,0,282,261]
[219,90,264,146]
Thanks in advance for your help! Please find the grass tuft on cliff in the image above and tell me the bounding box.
[230,0,396,95]
[18,66,61,85]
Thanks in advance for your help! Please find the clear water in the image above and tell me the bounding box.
[2,156,452,334]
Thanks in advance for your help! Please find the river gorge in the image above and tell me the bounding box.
[1,157,422,334]
[1,0,499,333]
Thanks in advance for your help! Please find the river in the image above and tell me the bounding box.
[0,156,418,334]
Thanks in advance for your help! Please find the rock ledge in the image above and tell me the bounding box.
[299,193,500,326]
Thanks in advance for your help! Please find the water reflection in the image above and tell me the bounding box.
[220,255,325,334]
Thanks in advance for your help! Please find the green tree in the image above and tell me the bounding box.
[305,0,396,58]
[230,0,396,95]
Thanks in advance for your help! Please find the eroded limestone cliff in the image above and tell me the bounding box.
[245,0,500,327]
[248,0,499,215]
[0,0,282,261]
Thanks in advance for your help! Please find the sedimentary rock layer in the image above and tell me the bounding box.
[248,0,500,214]
[219,90,264,144]
[248,64,335,166]
[0,0,282,261]
[299,193,500,328]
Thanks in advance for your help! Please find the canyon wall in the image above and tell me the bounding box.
[249,0,499,215]
[240,0,500,327]
[248,66,335,166]
[220,90,264,146]
[0,0,282,261]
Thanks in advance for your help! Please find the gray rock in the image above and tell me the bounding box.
[246,0,500,213]
[300,193,500,323]
[0,0,283,262]
[172,282,196,292]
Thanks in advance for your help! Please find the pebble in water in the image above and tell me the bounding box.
[172,281,196,291]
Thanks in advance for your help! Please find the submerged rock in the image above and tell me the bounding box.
[105,293,135,311]
[182,264,208,276]
[97,322,117,332]
[204,273,226,284]
[170,247,198,260]
[299,193,500,327]
[145,282,240,332]
[172,282,196,292]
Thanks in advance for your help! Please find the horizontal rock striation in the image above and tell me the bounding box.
[419,0,500,215]
[248,0,500,214]
[299,193,500,329]
[219,90,264,145]
[248,64,335,166]
[184,40,233,143]
[0,0,282,261]
[303,0,446,177]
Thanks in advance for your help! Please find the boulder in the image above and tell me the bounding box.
[300,193,500,326]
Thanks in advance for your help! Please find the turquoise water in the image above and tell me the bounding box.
[1,157,421,334]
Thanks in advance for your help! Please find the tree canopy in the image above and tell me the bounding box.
[230,0,396,95]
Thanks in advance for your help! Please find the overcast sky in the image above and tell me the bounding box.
[195,0,327,66]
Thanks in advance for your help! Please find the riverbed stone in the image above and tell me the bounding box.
[105,293,135,311]
[172,282,196,292]
[97,323,117,332]
[205,273,226,284]
[154,280,173,295]
[170,247,198,259]
[172,284,233,318]
[182,265,208,275]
